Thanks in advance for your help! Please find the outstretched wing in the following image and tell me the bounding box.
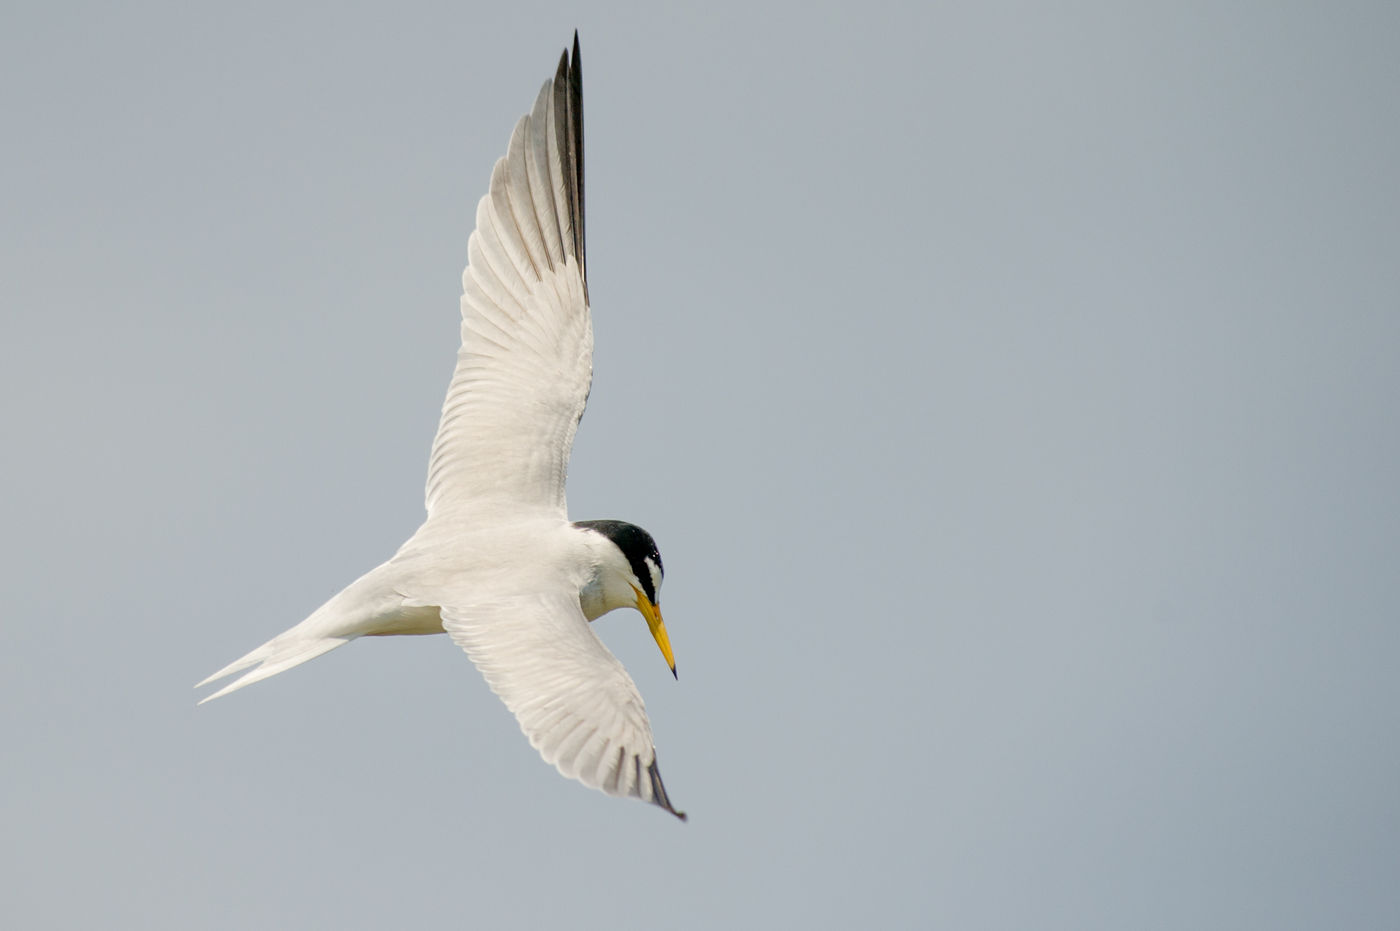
[425,37,590,519]
[442,592,685,819]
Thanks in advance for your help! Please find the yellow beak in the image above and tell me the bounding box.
[633,586,677,679]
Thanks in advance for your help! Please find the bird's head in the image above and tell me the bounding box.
[574,519,675,678]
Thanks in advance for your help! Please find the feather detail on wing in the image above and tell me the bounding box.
[426,39,590,518]
[441,592,685,819]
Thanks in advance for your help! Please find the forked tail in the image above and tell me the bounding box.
[196,635,351,703]
[196,561,429,703]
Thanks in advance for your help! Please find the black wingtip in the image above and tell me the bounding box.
[647,757,687,822]
[671,664,678,681]
[569,33,584,290]
[550,30,586,300]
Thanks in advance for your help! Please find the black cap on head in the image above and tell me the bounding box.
[574,520,663,604]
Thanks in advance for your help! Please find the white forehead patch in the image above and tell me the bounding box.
[644,557,663,599]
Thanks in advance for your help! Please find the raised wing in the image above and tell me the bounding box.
[425,37,591,519]
[442,593,685,819]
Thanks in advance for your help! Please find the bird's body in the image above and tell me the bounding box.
[198,35,685,819]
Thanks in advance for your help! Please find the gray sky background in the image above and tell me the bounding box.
[3,2,1398,928]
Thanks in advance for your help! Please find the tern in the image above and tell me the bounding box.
[198,34,685,820]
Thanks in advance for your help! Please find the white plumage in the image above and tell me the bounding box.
[198,35,684,820]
